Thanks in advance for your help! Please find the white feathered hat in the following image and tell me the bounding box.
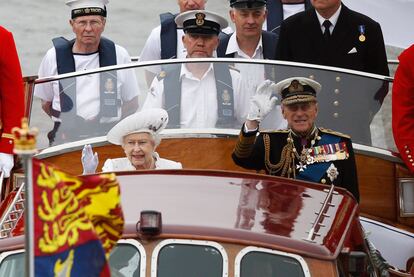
[107,108,169,146]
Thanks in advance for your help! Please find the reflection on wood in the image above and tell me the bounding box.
[356,155,396,222]
[23,76,37,117]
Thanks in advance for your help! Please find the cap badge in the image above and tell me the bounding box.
[288,80,304,93]
[222,90,231,105]
[195,12,205,26]
[84,8,91,14]
[104,78,115,94]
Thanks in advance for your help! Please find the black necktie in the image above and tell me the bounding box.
[323,20,331,39]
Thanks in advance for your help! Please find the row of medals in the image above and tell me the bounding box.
[292,136,349,172]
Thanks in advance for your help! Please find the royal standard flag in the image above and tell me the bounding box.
[32,158,124,276]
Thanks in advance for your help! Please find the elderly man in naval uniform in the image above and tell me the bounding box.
[142,10,248,129]
[34,0,139,145]
[232,77,359,201]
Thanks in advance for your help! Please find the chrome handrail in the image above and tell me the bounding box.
[33,57,394,84]
[0,182,25,239]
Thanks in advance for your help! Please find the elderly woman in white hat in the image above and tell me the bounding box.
[81,108,182,174]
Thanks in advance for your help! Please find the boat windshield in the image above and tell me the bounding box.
[29,59,393,151]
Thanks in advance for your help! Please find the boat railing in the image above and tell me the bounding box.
[32,57,393,84]
[27,58,395,151]
[304,184,338,243]
[130,56,400,67]
[0,182,25,239]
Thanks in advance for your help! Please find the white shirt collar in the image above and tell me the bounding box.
[225,32,263,59]
[315,4,342,29]
[180,62,214,80]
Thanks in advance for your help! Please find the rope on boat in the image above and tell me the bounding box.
[364,231,391,277]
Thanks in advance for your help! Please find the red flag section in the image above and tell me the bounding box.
[32,158,124,276]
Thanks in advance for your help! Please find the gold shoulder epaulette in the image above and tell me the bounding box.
[228,64,240,73]
[260,129,289,134]
[319,127,350,139]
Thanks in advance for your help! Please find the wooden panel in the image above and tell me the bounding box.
[356,155,396,222]
[43,138,257,175]
[42,137,410,228]
[306,258,338,277]
[44,153,84,175]
[23,76,37,117]
[157,138,254,171]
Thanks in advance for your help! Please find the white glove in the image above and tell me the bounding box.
[246,80,278,122]
[81,144,99,175]
[0,153,14,178]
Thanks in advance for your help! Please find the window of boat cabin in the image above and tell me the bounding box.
[152,239,228,277]
[109,239,146,277]
[0,240,145,276]
[0,250,24,276]
[235,247,310,277]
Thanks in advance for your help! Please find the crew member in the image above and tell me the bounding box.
[34,0,139,145]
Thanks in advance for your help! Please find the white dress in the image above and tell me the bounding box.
[102,152,182,172]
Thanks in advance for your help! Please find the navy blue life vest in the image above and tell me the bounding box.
[51,36,118,119]
[163,64,236,128]
[160,12,178,60]
[47,37,119,145]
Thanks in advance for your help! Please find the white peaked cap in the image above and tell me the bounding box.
[66,0,108,9]
[107,108,169,145]
[175,10,228,33]
[275,77,322,94]
[275,77,322,105]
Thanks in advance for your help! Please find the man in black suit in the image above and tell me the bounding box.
[275,0,389,145]
[276,0,389,76]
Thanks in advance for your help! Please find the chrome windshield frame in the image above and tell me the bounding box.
[33,58,394,84]
[30,57,398,161]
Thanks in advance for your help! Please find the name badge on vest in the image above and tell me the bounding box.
[100,74,119,118]
[221,89,233,116]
